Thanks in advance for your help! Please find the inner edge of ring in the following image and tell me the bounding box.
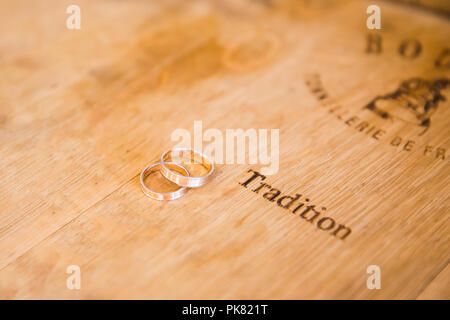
[141,162,190,196]
[161,148,214,180]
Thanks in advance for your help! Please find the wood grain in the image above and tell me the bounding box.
[0,0,449,299]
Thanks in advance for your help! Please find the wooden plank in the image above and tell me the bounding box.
[417,263,450,299]
[0,0,449,299]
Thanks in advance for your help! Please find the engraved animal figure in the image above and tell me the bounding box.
[365,78,450,135]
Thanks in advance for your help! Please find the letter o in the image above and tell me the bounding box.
[317,217,336,230]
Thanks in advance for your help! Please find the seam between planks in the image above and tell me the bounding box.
[414,260,449,299]
[0,173,140,273]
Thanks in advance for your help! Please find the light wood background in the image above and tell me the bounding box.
[0,0,449,299]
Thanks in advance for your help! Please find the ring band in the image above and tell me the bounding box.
[140,162,190,200]
[160,148,214,188]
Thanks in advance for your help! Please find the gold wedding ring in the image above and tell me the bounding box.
[140,162,190,201]
[160,148,215,188]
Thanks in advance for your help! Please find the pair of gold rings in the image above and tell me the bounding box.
[140,148,215,201]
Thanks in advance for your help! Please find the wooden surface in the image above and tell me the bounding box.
[0,0,449,299]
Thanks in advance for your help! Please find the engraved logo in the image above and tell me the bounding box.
[365,77,450,135]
